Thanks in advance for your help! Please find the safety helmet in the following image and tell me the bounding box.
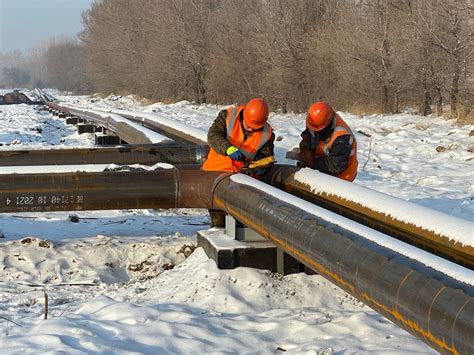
[243,98,269,130]
[306,102,335,131]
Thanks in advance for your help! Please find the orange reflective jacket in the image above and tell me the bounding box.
[202,106,273,172]
[314,115,358,181]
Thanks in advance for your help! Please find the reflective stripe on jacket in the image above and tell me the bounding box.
[202,106,273,172]
[314,115,358,181]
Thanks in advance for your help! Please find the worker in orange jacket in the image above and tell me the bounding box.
[298,102,358,182]
[202,98,275,174]
[203,98,275,227]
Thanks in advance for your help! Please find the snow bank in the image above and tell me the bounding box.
[0,234,192,285]
[1,248,435,354]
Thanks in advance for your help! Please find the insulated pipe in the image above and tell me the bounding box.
[0,144,209,167]
[46,103,207,145]
[212,174,473,354]
[116,112,207,145]
[0,169,224,213]
[263,165,474,269]
[46,103,171,145]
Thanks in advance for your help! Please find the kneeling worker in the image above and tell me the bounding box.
[202,97,276,226]
[202,97,275,174]
[298,102,358,182]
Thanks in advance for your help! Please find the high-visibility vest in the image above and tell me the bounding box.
[202,106,273,172]
[314,115,358,181]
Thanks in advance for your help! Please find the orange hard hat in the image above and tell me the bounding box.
[306,102,335,131]
[243,98,269,130]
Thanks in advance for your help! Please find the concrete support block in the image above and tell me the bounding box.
[225,214,266,242]
[197,229,277,270]
[95,133,121,146]
[66,116,79,125]
[77,123,95,134]
[276,248,304,275]
[198,215,305,275]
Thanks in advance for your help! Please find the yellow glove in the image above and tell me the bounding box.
[226,146,245,161]
[226,146,238,155]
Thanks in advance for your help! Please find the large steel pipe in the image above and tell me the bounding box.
[212,174,473,354]
[116,111,207,145]
[46,103,170,144]
[0,169,225,213]
[264,165,474,269]
[0,144,208,167]
[46,103,208,145]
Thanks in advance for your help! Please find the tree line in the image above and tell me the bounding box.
[0,38,94,94]
[1,0,472,121]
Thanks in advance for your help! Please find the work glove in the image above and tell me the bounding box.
[226,146,245,161]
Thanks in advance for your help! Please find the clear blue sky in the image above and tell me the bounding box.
[0,0,93,53]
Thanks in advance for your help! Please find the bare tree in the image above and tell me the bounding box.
[44,38,94,93]
[0,50,29,88]
[152,0,216,103]
[78,0,472,121]
[27,41,50,87]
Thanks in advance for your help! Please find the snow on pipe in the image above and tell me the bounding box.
[113,109,208,145]
[262,165,474,270]
[212,174,473,354]
[46,103,208,146]
[47,103,170,145]
[0,144,209,167]
[70,104,208,145]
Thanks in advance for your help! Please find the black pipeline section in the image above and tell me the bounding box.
[0,144,208,167]
[262,165,474,270]
[212,174,473,354]
[0,169,224,213]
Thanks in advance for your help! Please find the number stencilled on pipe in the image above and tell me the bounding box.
[3,194,85,212]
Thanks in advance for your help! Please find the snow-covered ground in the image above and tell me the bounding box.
[1,90,472,353]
